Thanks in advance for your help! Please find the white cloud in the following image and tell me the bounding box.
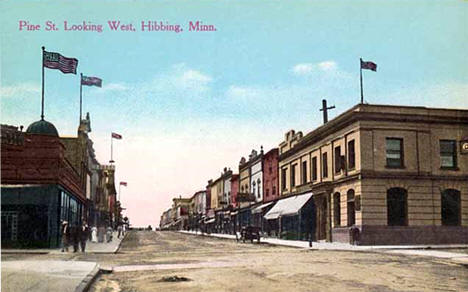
[170,63,212,93]
[292,60,338,76]
[292,63,314,75]
[0,82,40,98]
[317,61,337,71]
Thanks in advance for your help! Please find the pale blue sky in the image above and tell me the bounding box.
[1,0,467,226]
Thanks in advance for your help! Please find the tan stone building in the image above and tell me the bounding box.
[278,104,468,245]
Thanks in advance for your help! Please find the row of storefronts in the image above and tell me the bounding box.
[161,104,468,245]
[1,115,121,248]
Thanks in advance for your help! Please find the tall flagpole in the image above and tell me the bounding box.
[41,46,45,120]
[360,58,364,104]
[80,73,83,122]
[110,136,114,163]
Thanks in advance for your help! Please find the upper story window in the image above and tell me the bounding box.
[440,140,457,169]
[322,152,328,178]
[281,168,287,190]
[334,146,342,174]
[302,161,307,184]
[348,140,355,169]
[291,164,297,187]
[257,179,261,198]
[386,138,404,168]
[312,157,318,181]
[272,186,276,195]
[269,167,272,174]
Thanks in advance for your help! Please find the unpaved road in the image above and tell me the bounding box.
[87,231,468,292]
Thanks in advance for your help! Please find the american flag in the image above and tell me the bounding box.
[112,132,122,139]
[360,59,377,72]
[81,75,102,87]
[43,50,78,74]
[120,182,128,186]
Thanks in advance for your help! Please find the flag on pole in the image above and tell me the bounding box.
[81,75,102,87]
[43,50,78,74]
[120,182,128,186]
[112,132,122,139]
[360,60,377,71]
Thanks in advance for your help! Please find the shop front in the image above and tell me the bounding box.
[1,184,84,248]
[264,193,315,241]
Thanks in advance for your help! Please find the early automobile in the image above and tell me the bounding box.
[239,226,261,243]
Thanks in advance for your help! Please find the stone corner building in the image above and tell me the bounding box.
[278,104,468,245]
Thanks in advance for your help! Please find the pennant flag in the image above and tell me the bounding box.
[43,50,78,74]
[360,60,377,72]
[81,75,102,87]
[112,132,122,139]
[120,182,128,186]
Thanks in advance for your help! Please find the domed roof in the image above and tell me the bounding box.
[26,119,59,137]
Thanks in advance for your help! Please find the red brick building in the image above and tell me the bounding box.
[1,121,85,248]
[230,174,239,207]
[263,148,279,203]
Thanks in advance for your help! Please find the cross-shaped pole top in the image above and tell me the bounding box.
[319,99,335,124]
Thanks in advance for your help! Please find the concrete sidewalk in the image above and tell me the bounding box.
[2,231,125,255]
[179,230,468,266]
[1,232,127,292]
[1,260,98,292]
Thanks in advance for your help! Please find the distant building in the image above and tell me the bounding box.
[263,148,279,203]
[275,104,468,244]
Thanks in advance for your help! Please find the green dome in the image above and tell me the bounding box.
[26,119,59,137]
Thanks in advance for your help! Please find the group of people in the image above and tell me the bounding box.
[60,221,90,252]
[61,221,126,252]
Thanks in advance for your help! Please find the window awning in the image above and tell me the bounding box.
[251,201,275,214]
[264,193,313,220]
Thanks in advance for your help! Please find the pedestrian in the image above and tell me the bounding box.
[61,221,70,252]
[70,224,80,253]
[80,222,90,252]
[106,226,113,242]
[122,224,126,236]
[98,225,105,243]
[91,226,98,243]
[117,224,123,239]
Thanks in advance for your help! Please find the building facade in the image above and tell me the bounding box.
[277,104,468,244]
[263,148,279,203]
[1,122,85,248]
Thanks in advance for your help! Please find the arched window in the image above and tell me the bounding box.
[252,181,256,196]
[387,188,407,226]
[441,189,461,226]
[333,192,341,227]
[347,190,355,226]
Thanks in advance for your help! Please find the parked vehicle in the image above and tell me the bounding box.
[239,226,260,243]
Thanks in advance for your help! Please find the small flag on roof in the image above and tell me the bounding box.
[112,132,122,139]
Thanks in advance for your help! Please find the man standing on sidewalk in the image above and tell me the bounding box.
[61,221,70,252]
[80,222,90,252]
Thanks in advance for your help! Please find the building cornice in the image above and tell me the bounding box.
[279,104,468,161]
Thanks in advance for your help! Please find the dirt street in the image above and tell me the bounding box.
[86,231,468,292]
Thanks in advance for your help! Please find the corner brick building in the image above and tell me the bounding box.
[1,121,85,248]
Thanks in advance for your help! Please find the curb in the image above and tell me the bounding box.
[1,251,51,255]
[115,231,129,254]
[75,264,101,292]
